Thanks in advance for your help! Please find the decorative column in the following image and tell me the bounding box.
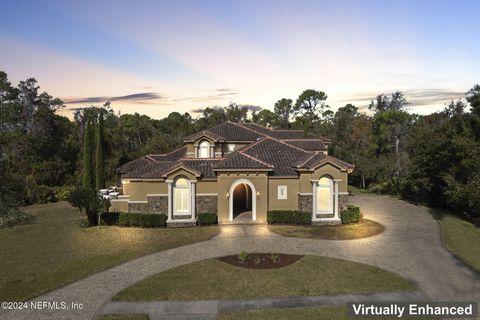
[210,146,215,158]
[311,180,318,221]
[333,179,340,220]
[166,180,173,222]
[193,146,198,157]
[190,181,196,220]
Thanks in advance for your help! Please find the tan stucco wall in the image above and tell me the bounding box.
[298,164,348,193]
[216,173,268,223]
[197,181,217,193]
[123,181,168,201]
[268,179,299,210]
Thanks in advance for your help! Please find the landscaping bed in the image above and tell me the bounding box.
[270,219,384,240]
[218,253,303,269]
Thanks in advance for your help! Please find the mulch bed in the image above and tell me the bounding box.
[218,253,304,269]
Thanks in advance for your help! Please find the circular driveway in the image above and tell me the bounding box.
[4,195,480,320]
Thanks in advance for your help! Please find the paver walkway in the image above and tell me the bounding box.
[3,195,480,320]
[101,291,424,320]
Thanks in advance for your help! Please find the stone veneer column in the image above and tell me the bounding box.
[333,179,340,219]
[166,180,173,222]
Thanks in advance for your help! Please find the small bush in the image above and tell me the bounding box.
[118,212,167,228]
[197,213,218,225]
[100,212,119,225]
[267,210,311,225]
[341,205,362,224]
[53,185,74,201]
[238,251,249,263]
[0,203,33,227]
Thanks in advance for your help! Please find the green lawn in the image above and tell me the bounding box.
[0,202,219,302]
[113,255,415,301]
[270,219,384,240]
[436,211,480,272]
[218,306,436,320]
[97,315,149,320]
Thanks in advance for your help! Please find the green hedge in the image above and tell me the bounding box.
[100,212,120,225]
[197,213,218,225]
[340,205,362,224]
[118,212,167,228]
[267,210,311,225]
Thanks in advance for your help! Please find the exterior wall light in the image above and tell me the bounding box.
[226,190,230,198]
[122,179,129,184]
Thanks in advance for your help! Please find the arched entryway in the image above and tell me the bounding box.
[229,179,256,222]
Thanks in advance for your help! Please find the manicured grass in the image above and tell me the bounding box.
[218,306,436,320]
[270,219,384,240]
[436,212,480,272]
[97,315,149,320]
[0,202,219,302]
[113,255,415,301]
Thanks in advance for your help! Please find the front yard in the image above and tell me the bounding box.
[0,202,219,302]
[113,255,415,301]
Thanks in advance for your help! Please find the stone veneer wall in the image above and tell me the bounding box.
[339,194,348,211]
[298,195,312,213]
[148,196,168,214]
[128,202,148,213]
[196,196,218,214]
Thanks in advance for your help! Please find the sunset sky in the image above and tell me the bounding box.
[1,0,479,119]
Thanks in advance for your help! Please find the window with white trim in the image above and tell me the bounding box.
[317,177,333,213]
[173,177,190,214]
[277,185,288,200]
[198,140,210,158]
[228,143,236,152]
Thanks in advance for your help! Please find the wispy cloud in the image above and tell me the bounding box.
[190,104,262,114]
[64,92,162,104]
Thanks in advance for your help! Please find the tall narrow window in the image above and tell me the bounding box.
[198,140,210,158]
[174,177,190,214]
[317,177,333,213]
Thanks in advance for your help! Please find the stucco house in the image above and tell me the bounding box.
[111,122,354,226]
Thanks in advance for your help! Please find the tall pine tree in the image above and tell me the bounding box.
[95,112,105,189]
[81,117,95,190]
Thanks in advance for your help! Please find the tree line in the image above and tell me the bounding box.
[1,70,479,225]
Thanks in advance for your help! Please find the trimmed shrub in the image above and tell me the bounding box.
[100,212,119,225]
[53,185,74,201]
[341,205,362,224]
[197,213,218,225]
[118,212,167,228]
[267,210,311,225]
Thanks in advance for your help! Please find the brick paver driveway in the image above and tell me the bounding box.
[3,195,480,320]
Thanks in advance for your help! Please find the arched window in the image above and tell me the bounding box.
[198,140,210,158]
[173,177,190,214]
[317,177,333,214]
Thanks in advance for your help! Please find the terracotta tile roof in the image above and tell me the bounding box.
[213,151,273,170]
[282,139,326,151]
[122,161,176,179]
[183,130,224,142]
[116,157,155,174]
[241,138,310,176]
[178,159,222,179]
[148,147,187,161]
[240,123,305,139]
[296,152,354,171]
[118,122,352,179]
